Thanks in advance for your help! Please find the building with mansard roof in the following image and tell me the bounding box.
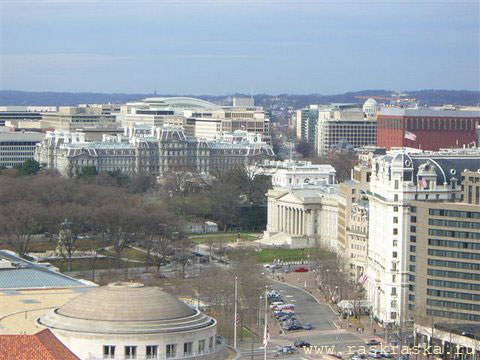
[34,125,274,177]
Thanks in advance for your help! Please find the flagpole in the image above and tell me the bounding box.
[264,286,268,360]
[234,276,238,349]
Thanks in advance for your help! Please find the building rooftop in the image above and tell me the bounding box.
[379,107,480,118]
[0,329,79,360]
[0,250,93,290]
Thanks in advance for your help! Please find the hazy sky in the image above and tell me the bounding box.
[1,0,479,94]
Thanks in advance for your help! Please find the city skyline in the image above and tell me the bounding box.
[1,0,479,95]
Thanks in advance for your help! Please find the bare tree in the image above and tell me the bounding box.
[0,202,43,257]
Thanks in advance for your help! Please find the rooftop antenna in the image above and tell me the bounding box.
[250,87,253,99]
[154,88,157,96]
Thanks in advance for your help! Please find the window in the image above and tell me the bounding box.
[410,226,416,233]
[391,287,397,295]
[125,346,137,359]
[393,240,398,247]
[393,228,398,235]
[393,217,398,224]
[392,275,396,282]
[410,235,416,243]
[103,346,115,359]
[198,339,206,354]
[392,251,398,258]
[410,255,416,262]
[411,216,417,223]
[394,194,398,202]
[393,206,398,212]
[146,346,158,359]
[394,180,399,190]
[411,206,416,213]
[410,245,416,252]
[167,344,179,359]
[391,312,397,320]
[184,342,193,356]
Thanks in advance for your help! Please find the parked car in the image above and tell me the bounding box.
[294,340,311,348]
[351,352,366,359]
[368,350,382,358]
[294,267,309,272]
[275,304,295,311]
[381,351,393,358]
[277,345,296,354]
[303,322,312,330]
[287,324,303,331]
[365,339,381,346]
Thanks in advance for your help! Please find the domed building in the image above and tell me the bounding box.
[37,282,226,360]
[362,98,378,117]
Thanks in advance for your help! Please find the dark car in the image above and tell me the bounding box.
[287,324,303,331]
[294,341,311,348]
[303,322,312,330]
[294,267,309,272]
[365,339,381,346]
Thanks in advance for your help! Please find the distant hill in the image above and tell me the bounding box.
[0,89,478,107]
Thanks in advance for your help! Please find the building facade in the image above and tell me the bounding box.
[0,131,45,168]
[35,125,274,177]
[412,198,480,324]
[377,108,480,151]
[262,185,339,249]
[40,107,118,131]
[365,148,480,326]
[316,107,377,155]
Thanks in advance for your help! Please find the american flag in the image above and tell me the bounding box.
[263,324,270,347]
[404,130,417,141]
[418,177,428,188]
[358,273,368,285]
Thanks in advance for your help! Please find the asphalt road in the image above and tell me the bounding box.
[269,281,368,356]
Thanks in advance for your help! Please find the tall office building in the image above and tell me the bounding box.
[316,105,377,156]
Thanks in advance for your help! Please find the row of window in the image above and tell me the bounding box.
[427,268,480,281]
[427,299,480,312]
[428,238,480,250]
[428,229,480,239]
[427,289,480,301]
[428,258,480,271]
[103,337,214,359]
[428,248,480,260]
[427,278,480,291]
[0,141,39,145]
[427,309,480,322]
[429,218,480,229]
[429,209,480,219]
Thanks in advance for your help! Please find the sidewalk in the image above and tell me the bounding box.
[275,272,385,342]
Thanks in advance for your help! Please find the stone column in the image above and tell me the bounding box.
[295,209,299,235]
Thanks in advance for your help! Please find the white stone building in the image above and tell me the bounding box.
[38,282,226,360]
[262,185,338,249]
[249,159,336,189]
[365,148,480,325]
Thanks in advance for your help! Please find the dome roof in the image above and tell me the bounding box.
[364,98,377,106]
[38,283,215,334]
[57,282,195,322]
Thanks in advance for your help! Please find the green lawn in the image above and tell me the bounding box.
[50,257,138,272]
[98,246,148,262]
[254,248,309,263]
[191,233,260,244]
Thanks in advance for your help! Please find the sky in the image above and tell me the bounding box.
[1,0,479,95]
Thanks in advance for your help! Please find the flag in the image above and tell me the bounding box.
[404,130,417,141]
[236,313,240,326]
[418,177,427,188]
[358,273,368,285]
[263,324,270,347]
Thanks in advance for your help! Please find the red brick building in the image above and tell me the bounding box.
[377,108,480,150]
